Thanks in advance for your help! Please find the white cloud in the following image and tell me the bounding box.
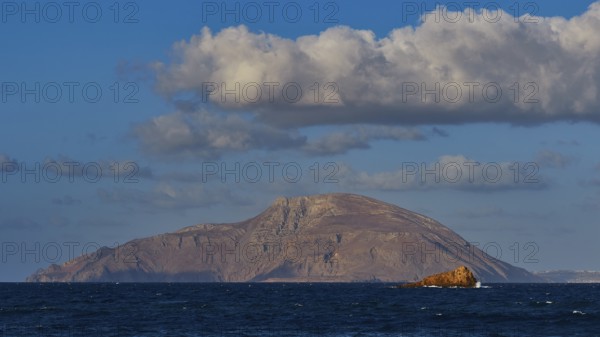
[337,155,548,191]
[52,195,82,206]
[453,207,551,220]
[133,111,306,159]
[153,3,600,127]
[302,126,425,156]
[535,150,574,169]
[133,110,426,159]
[0,154,18,172]
[97,183,249,211]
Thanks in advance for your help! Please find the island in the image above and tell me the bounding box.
[398,266,478,288]
[28,193,541,283]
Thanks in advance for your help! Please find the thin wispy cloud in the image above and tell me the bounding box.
[133,111,306,160]
[535,150,575,169]
[302,126,426,156]
[337,155,549,192]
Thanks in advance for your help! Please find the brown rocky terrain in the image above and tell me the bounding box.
[27,193,541,282]
[399,266,477,288]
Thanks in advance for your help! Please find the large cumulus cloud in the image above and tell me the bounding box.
[153,3,600,127]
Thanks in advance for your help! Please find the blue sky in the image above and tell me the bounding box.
[1,0,600,281]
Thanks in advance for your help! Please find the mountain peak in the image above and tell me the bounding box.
[268,193,402,218]
[270,193,370,208]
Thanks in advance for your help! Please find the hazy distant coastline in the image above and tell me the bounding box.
[534,270,600,283]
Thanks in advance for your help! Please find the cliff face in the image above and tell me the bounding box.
[400,266,477,288]
[27,193,541,282]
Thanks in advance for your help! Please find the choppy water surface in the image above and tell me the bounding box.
[0,283,598,336]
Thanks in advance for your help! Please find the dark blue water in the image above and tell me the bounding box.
[0,283,598,336]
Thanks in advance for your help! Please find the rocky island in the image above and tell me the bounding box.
[399,266,478,288]
[28,193,541,283]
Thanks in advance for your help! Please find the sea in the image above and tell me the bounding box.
[0,283,598,336]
